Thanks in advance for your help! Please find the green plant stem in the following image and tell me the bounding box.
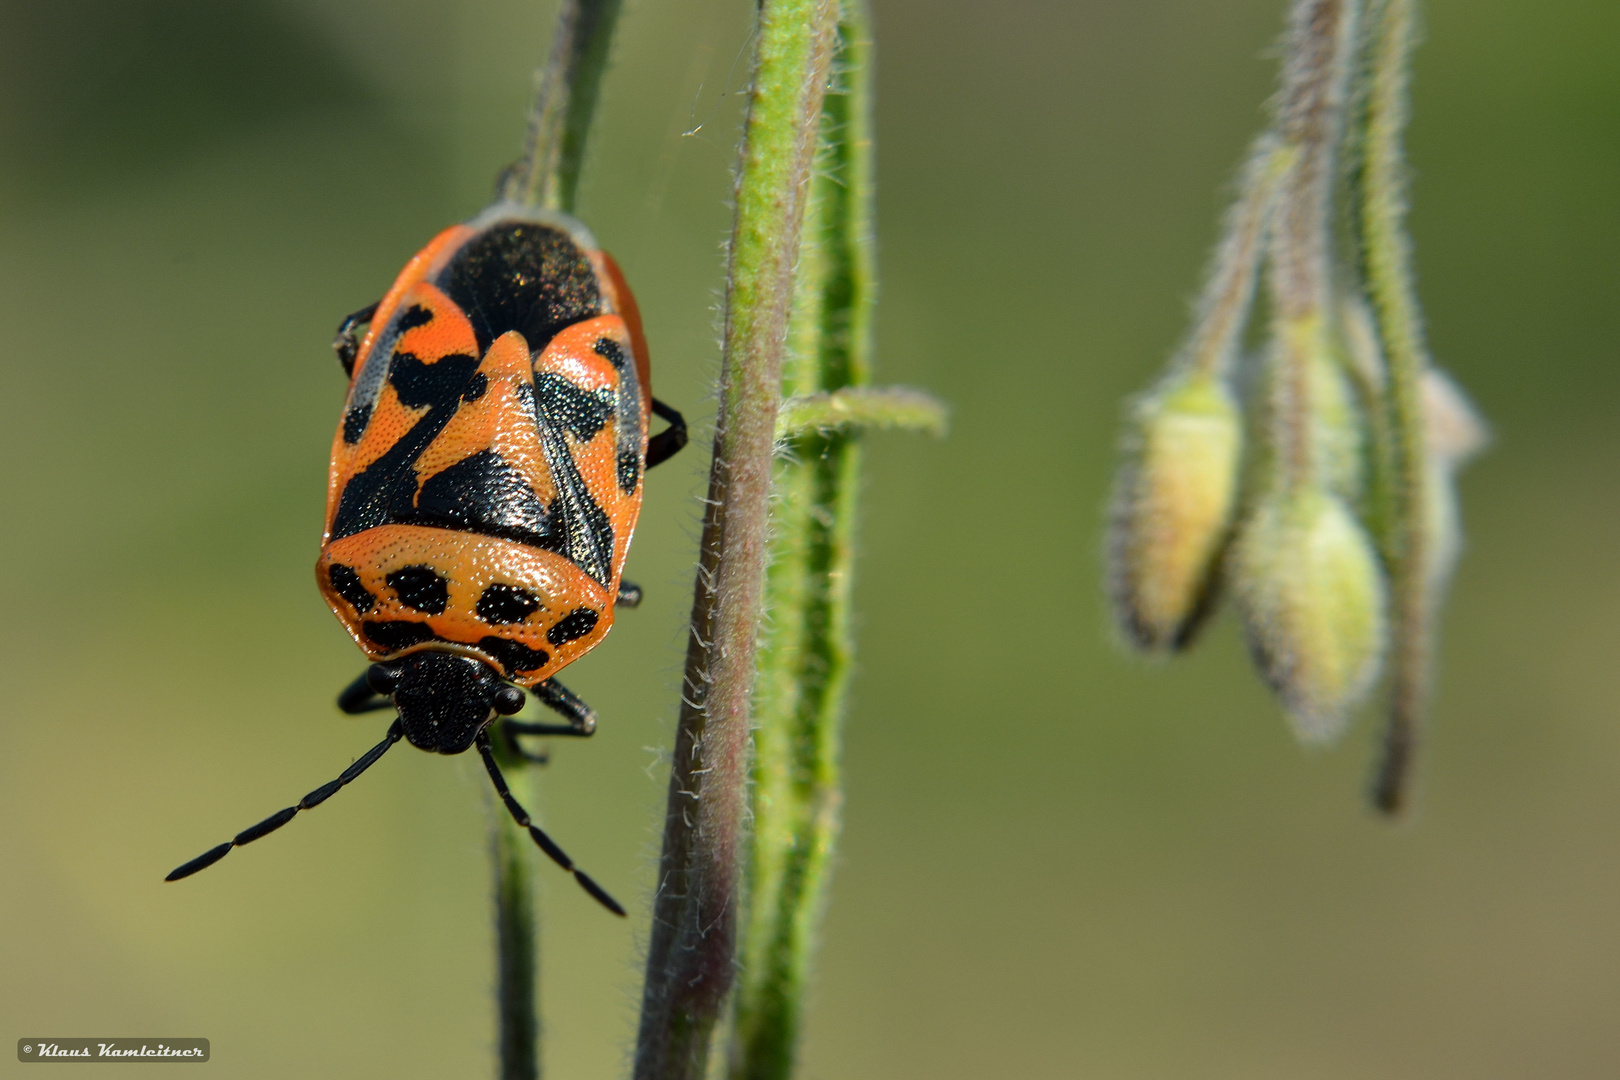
[1266,0,1360,490]
[491,735,541,1080]
[489,4,624,1077]
[502,0,623,212]
[1356,0,1431,816]
[633,2,840,1078]
[1183,135,1296,380]
[725,5,874,1077]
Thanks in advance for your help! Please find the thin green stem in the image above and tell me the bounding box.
[1266,0,1361,491]
[1183,136,1296,380]
[502,0,624,212]
[491,736,541,1080]
[775,386,947,440]
[1356,0,1431,816]
[634,3,840,1078]
[490,4,625,1077]
[725,5,874,1077]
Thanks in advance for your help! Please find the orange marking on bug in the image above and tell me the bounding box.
[534,317,649,578]
[318,526,613,685]
[412,331,557,505]
[350,225,476,378]
[590,250,654,394]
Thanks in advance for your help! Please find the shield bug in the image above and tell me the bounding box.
[167,203,687,914]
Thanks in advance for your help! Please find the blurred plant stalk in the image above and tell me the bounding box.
[1106,0,1484,809]
[493,3,624,1078]
[634,2,942,1078]
[632,2,841,1076]
[725,6,941,1079]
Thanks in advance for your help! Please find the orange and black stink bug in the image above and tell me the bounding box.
[166,203,686,913]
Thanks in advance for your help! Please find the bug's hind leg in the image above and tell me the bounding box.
[645,398,688,468]
[333,301,380,377]
[337,670,394,714]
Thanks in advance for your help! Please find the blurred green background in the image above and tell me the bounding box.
[1,0,1615,1076]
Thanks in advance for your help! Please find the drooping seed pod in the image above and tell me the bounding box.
[1229,485,1389,744]
[1108,371,1245,651]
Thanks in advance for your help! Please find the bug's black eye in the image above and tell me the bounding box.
[367,663,403,695]
[494,686,526,715]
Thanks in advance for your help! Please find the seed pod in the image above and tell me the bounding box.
[1109,371,1244,650]
[1230,486,1389,744]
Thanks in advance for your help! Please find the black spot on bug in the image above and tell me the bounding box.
[342,404,371,444]
[363,620,438,651]
[593,336,628,371]
[536,372,614,443]
[413,449,555,549]
[617,449,641,494]
[546,607,600,647]
[477,583,541,625]
[477,636,550,674]
[328,563,375,614]
[330,349,483,542]
[389,351,481,409]
[436,223,601,355]
[396,304,434,332]
[386,565,449,614]
[462,372,488,403]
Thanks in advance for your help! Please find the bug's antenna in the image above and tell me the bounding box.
[475,729,626,916]
[165,720,405,882]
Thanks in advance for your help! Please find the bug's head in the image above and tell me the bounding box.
[367,651,525,754]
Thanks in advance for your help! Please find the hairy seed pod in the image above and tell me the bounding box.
[1109,371,1244,650]
[1230,486,1388,744]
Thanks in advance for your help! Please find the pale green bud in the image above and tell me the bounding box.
[1230,486,1389,744]
[1268,312,1367,502]
[1309,337,1366,503]
[1109,371,1244,650]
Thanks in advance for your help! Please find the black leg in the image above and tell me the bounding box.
[616,581,643,608]
[337,670,394,714]
[165,720,404,882]
[333,301,380,377]
[645,398,688,468]
[475,730,625,916]
[502,678,597,737]
[500,723,552,765]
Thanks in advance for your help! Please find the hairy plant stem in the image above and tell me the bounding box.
[502,0,624,212]
[775,386,946,439]
[634,3,840,1078]
[1354,0,1432,816]
[490,4,625,1077]
[1183,136,1296,381]
[724,5,874,1077]
[1267,0,1360,492]
[491,735,542,1080]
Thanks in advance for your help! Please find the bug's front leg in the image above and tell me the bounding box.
[499,678,597,763]
[332,301,380,377]
[336,669,394,714]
